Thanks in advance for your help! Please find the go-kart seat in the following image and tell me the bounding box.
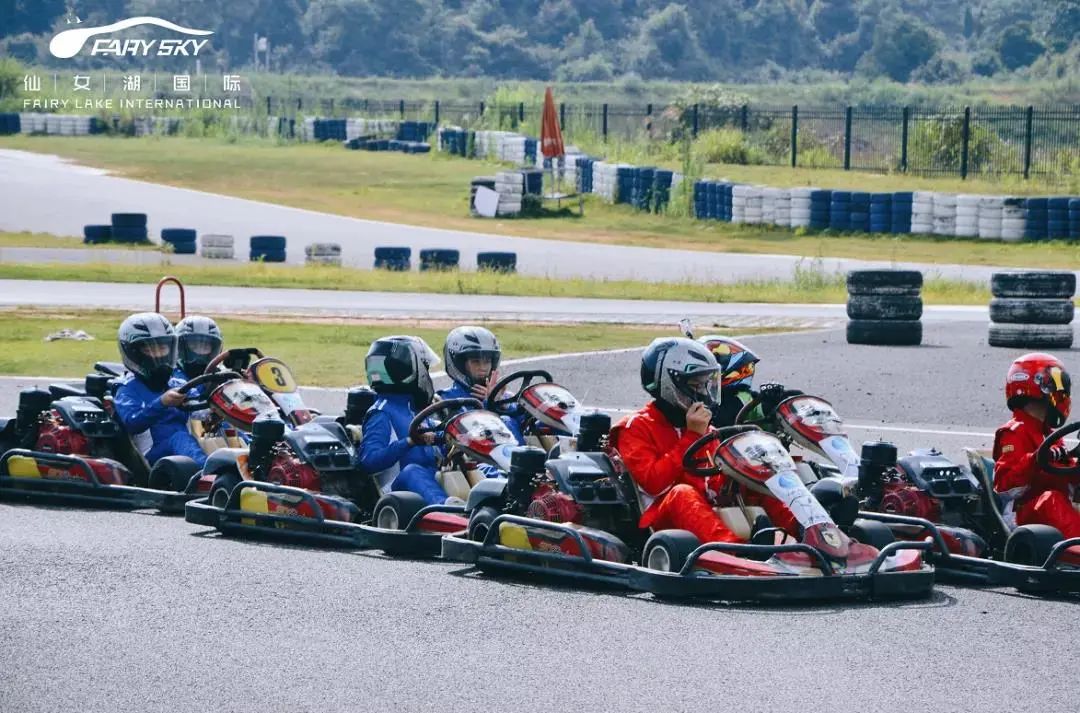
[189,419,245,454]
[965,448,1012,553]
[714,506,769,542]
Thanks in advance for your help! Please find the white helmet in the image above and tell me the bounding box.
[444,326,502,388]
[640,337,720,412]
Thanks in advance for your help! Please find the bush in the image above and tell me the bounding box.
[909,116,1008,173]
[692,128,764,165]
[798,145,841,168]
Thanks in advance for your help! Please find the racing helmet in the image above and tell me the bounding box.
[640,337,721,412]
[175,315,223,379]
[365,336,440,408]
[697,335,759,390]
[118,312,177,391]
[444,326,501,388]
[1006,353,1072,427]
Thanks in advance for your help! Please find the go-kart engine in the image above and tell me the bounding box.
[266,446,321,491]
[35,410,90,456]
[526,487,584,525]
[880,480,941,522]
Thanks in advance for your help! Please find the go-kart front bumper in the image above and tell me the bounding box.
[0,449,195,513]
[358,504,468,558]
[441,514,935,602]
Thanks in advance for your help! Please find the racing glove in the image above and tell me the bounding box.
[757,383,803,416]
[1049,444,1072,463]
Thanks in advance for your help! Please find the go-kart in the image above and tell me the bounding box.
[484,369,585,452]
[739,389,1080,593]
[442,418,934,602]
[357,397,519,557]
[183,355,377,547]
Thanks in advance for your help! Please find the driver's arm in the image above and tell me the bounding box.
[356,407,412,473]
[113,380,170,433]
[993,425,1041,492]
[616,419,703,497]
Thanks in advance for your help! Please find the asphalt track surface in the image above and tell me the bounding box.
[4,321,1080,713]
[0,148,1040,284]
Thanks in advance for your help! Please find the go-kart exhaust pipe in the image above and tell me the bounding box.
[508,446,547,508]
[250,417,286,477]
[16,388,52,437]
[859,441,897,505]
[576,412,611,452]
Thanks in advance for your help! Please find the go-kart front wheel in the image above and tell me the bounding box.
[643,530,701,572]
[373,492,426,531]
[1004,524,1063,566]
[209,471,241,510]
[468,505,502,542]
[148,456,201,492]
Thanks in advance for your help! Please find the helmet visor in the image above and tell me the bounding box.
[721,361,756,388]
[136,336,177,370]
[673,369,720,406]
[180,333,222,360]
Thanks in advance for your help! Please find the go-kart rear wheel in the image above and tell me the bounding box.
[209,471,241,510]
[1004,524,1063,566]
[373,492,427,531]
[643,530,701,573]
[148,456,201,492]
[849,519,895,550]
[468,505,502,542]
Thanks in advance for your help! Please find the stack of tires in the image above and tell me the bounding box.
[977,196,1004,240]
[989,271,1075,349]
[772,189,791,227]
[869,193,892,234]
[1001,198,1026,242]
[1070,199,1080,240]
[1024,198,1048,241]
[250,235,287,263]
[374,246,410,271]
[848,192,870,232]
[790,188,812,228]
[1048,198,1071,240]
[955,195,980,238]
[83,225,111,244]
[808,190,830,230]
[911,192,934,235]
[200,234,234,259]
[829,191,850,231]
[477,251,517,273]
[891,192,913,234]
[731,184,749,224]
[305,243,342,267]
[846,270,924,346]
[420,249,460,271]
[932,193,957,236]
[161,228,197,255]
[495,171,524,217]
[110,213,149,244]
[761,188,778,225]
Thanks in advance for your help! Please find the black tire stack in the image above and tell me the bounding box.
[477,251,517,273]
[83,225,112,244]
[374,246,411,271]
[161,228,197,255]
[846,270,924,346]
[419,249,460,271]
[250,235,287,263]
[110,213,149,244]
[988,271,1076,349]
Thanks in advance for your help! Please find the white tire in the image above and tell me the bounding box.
[200,234,234,248]
[201,247,235,259]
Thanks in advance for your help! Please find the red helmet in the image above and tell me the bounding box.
[1006,353,1072,426]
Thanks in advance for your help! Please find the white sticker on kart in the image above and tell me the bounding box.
[765,470,832,529]
[275,392,304,414]
[821,435,861,480]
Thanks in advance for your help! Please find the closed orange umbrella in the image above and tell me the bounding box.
[540,86,564,159]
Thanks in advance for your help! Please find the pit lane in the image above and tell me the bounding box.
[1,321,1078,713]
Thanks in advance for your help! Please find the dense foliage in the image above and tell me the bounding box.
[2,1,1078,84]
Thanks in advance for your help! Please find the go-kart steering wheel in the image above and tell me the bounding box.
[204,347,265,375]
[682,425,762,476]
[409,398,483,443]
[485,369,554,414]
[1036,421,1080,476]
[175,371,241,412]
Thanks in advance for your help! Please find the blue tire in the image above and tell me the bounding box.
[250,235,287,251]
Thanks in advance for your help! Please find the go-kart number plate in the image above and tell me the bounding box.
[252,359,298,393]
[764,469,831,529]
[820,436,860,480]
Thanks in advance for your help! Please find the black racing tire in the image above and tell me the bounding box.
[83,225,112,244]
[1003,524,1063,566]
[250,235,287,251]
[849,518,895,550]
[419,248,461,271]
[170,240,197,255]
[991,271,1076,299]
[249,248,287,263]
[642,530,702,573]
[467,504,502,542]
[846,319,923,346]
[161,228,197,243]
[147,455,202,492]
[110,226,149,244]
[209,471,242,510]
[373,491,427,531]
[846,270,923,295]
[110,212,147,228]
[305,242,342,257]
[988,323,1074,349]
[989,298,1075,325]
[374,246,411,261]
[477,251,517,273]
[846,294,923,321]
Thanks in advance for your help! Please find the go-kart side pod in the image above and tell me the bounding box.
[0,449,195,513]
[358,492,469,558]
[184,480,367,548]
[858,511,1080,595]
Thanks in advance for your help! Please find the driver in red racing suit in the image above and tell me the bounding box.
[993,352,1080,539]
[610,338,797,544]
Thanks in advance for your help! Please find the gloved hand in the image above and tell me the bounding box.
[757,382,801,415]
[1049,444,1072,463]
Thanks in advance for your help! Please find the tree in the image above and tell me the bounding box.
[862,13,941,81]
[809,0,859,43]
[626,4,710,80]
[998,22,1045,70]
[1045,0,1080,52]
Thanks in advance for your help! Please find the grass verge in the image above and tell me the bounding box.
[0,259,991,305]
[0,231,160,250]
[0,309,777,388]
[3,136,1080,269]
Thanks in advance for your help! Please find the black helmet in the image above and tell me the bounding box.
[365,336,439,408]
[444,326,501,388]
[118,312,177,391]
[640,337,720,413]
[175,315,223,379]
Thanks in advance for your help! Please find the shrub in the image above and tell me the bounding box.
[692,128,764,165]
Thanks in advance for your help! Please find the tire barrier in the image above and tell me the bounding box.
[955,195,980,238]
[1070,199,1080,240]
[200,234,235,260]
[396,121,434,142]
[1048,197,1071,240]
[790,187,813,228]
[82,225,111,244]
[868,193,891,234]
[808,189,830,229]
[438,128,475,157]
[250,235,287,263]
[0,113,21,135]
[110,213,149,244]
[161,228,197,255]
[988,271,1076,349]
[849,192,870,233]
[846,270,924,346]
[1001,197,1026,242]
[305,243,342,267]
[932,193,957,237]
[419,248,460,271]
[374,246,411,271]
[911,191,934,235]
[829,191,850,231]
[495,171,524,216]
[892,192,912,234]
[977,196,1003,240]
[17,113,104,136]
[477,251,517,273]
[1024,198,1048,241]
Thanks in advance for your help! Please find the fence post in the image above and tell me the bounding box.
[843,106,852,171]
[559,102,565,131]
[602,103,608,142]
[646,102,653,139]
[1023,105,1034,180]
[266,96,271,115]
[297,97,302,113]
[399,99,405,119]
[960,106,971,180]
[518,102,524,122]
[434,100,440,126]
[479,101,485,117]
[328,98,334,117]
[790,105,798,168]
[901,106,910,172]
[692,103,699,138]
[740,104,749,131]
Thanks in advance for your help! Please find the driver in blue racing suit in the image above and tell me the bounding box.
[173,315,224,389]
[357,336,456,506]
[438,326,525,445]
[112,312,207,467]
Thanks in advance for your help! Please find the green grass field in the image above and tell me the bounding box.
[0,231,160,250]
[0,310,741,387]
[4,135,1080,269]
